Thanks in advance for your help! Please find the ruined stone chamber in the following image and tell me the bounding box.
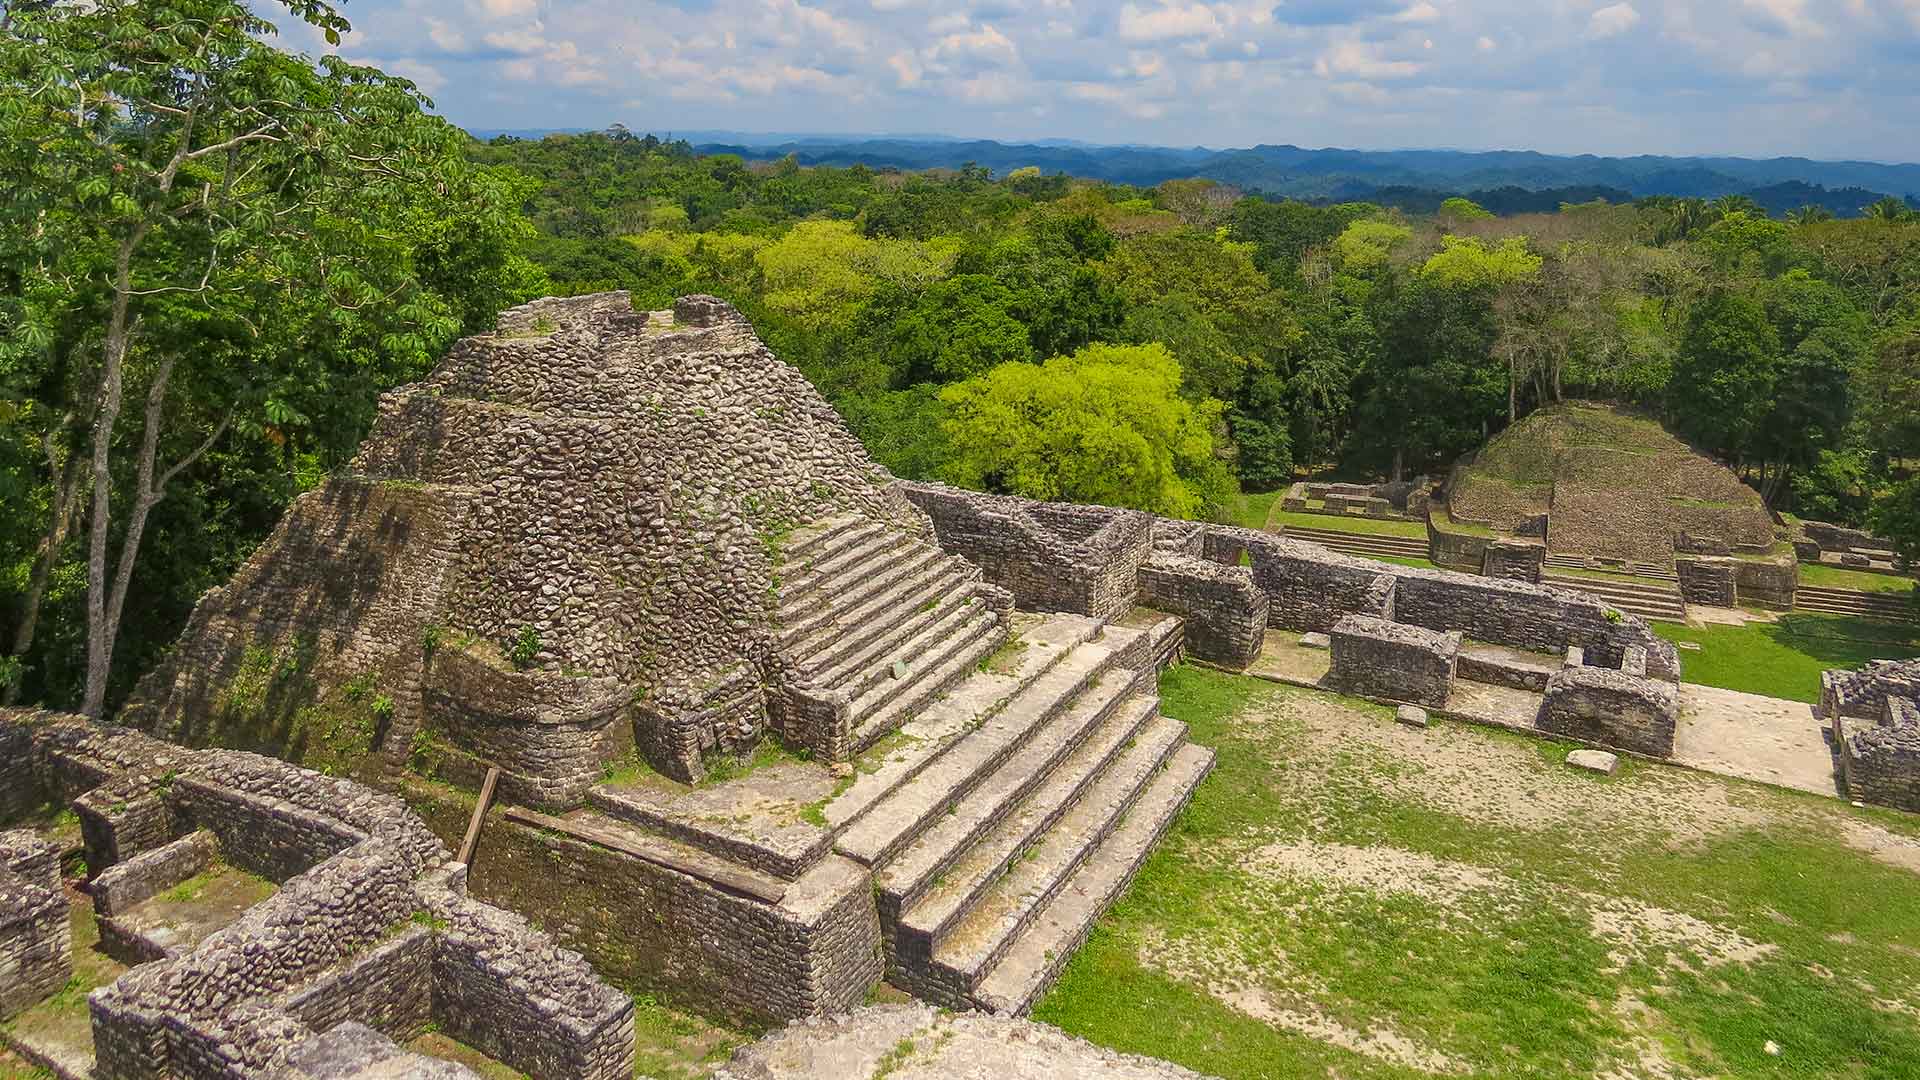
[1823,659,1920,812]
[0,709,636,1080]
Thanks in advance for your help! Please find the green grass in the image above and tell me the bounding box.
[1796,562,1918,595]
[1222,489,1285,531]
[1654,614,1920,702]
[1269,509,1428,539]
[1035,664,1920,1080]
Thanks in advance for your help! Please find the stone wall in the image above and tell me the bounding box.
[1388,567,1680,682]
[1203,527,1396,633]
[0,831,70,1021]
[1426,514,1494,573]
[1538,667,1679,757]
[1675,556,1737,607]
[1839,699,1920,813]
[402,781,881,1028]
[1135,555,1267,670]
[1482,539,1545,584]
[91,830,220,919]
[1325,616,1459,707]
[1733,551,1798,611]
[1820,658,1920,722]
[897,482,1150,621]
[1803,520,1898,557]
[0,719,45,823]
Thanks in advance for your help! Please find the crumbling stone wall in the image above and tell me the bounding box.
[1538,666,1679,757]
[1136,555,1267,670]
[1820,659,1920,723]
[1733,550,1799,610]
[1388,567,1680,682]
[1326,616,1459,707]
[0,830,69,1021]
[125,292,937,788]
[1840,699,1920,813]
[897,482,1150,621]
[1203,526,1396,633]
[1802,520,1899,557]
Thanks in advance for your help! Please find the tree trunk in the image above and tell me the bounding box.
[1391,446,1405,484]
[4,421,85,705]
[81,228,145,720]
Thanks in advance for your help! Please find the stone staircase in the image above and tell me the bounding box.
[775,514,1010,758]
[1540,572,1687,623]
[1796,584,1917,623]
[591,606,1213,1017]
[1280,523,1428,562]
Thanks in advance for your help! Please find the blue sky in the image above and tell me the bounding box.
[284,1,1920,161]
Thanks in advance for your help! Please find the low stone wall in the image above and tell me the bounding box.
[1839,699,1920,813]
[1427,518,1493,574]
[1455,652,1553,693]
[1538,667,1679,758]
[1136,555,1267,670]
[1819,659,1920,722]
[91,830,220,918]
[1803,520,1897,557]
[422,646,635,806]
[1326,616,1459,708]
[1675,556,1737,607]
[0,831,70,1022]
[0,720,45,823]
[1482,539,1545,584]
[637,665,767,784]
[1204,527,1396,633]
[403,781,880,1028]
[896,482,1150,621]
[1389,567,1681,682]
[1734,552,1798,611]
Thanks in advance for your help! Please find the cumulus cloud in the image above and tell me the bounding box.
[313,0,1920,160]
[1586,3,1641,39]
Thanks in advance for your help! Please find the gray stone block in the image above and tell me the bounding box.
[1566,749,1619,776]
[1396,705,1430,729]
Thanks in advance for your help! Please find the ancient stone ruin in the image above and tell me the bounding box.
[7,291,1886,1080]
[1822,658,1920,812]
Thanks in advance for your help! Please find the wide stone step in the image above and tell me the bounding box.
[782,514,863,563]
[836,641,1119,869]
[961,741,1215,1015]
[782,525,913,605]
[875,673,1150,929]
[795,562,974,678]
[892,705,1179,970]
[844,610,1008,759]
[779,545,947,648]
[1542,575,1682,602]
[830,590,994,700]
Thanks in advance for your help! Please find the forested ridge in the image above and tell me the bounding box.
[3,2,1918,717]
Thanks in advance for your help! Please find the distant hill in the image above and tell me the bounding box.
[600,133,1918,216]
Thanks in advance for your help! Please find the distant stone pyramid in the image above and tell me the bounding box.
[125,293,936,796]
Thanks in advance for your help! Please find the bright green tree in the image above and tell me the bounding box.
[939,343,1232,519]
[1668,290,1780,464]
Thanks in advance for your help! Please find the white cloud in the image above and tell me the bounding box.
[1315,40,1421,79]
[1118,2,1223,42]
[1477,35,1497,51]
[475,0,538,17]
[1586,2,1641,39]
[1395,2,1441,22]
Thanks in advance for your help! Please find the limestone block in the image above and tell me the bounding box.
[1538,667,1679,758]
[1566,749,1619,776]
[1299,632,1331,650]
[1325,615,1458,708]
[1396,705,1430,729]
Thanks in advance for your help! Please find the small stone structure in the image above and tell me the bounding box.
[1822,659,1920,812]
[0,709,636,1080]
[1482,538,1546,584]
[1538,662,1680,758]
[1674,556,1738,607]
[1326,616,1460,708]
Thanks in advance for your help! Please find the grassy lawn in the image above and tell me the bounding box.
[1653,614,1920,703]
[1222,490,1285,531]
[1797,562,1917,595]
[1035,665,1920,1080]
[1270,509,1429,539]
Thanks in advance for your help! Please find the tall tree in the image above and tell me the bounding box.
[2,0,536,715]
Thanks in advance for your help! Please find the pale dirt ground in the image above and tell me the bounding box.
[1136,687,1920,1079]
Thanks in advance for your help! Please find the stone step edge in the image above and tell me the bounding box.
[845,614,1010,761]
[818,618,1105,836]
[873,673,1150,921]
[892,699,1173,954]
[803,574,982,690]
[780,532,921,614]
[584,784,831,882]
[782,513,863,561]
[778,545,948,645]
[782,516,879,572]
[907,718,1190,1000]
[834,641,1123,868]
[970,743,1217,1016]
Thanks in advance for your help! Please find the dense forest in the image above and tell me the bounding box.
[4,1,1919,717]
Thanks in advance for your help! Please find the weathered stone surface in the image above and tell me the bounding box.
[1396,705,1431,729]
[280,1022,481,1080]
[1136,555,1267,670]
[716,1004,1207,1080]
[1566,749,1620,776]
[1675,556,1738,608]
[1326,616,1459,708]
[1538,667,1680,758]
[0,830,69,1022]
